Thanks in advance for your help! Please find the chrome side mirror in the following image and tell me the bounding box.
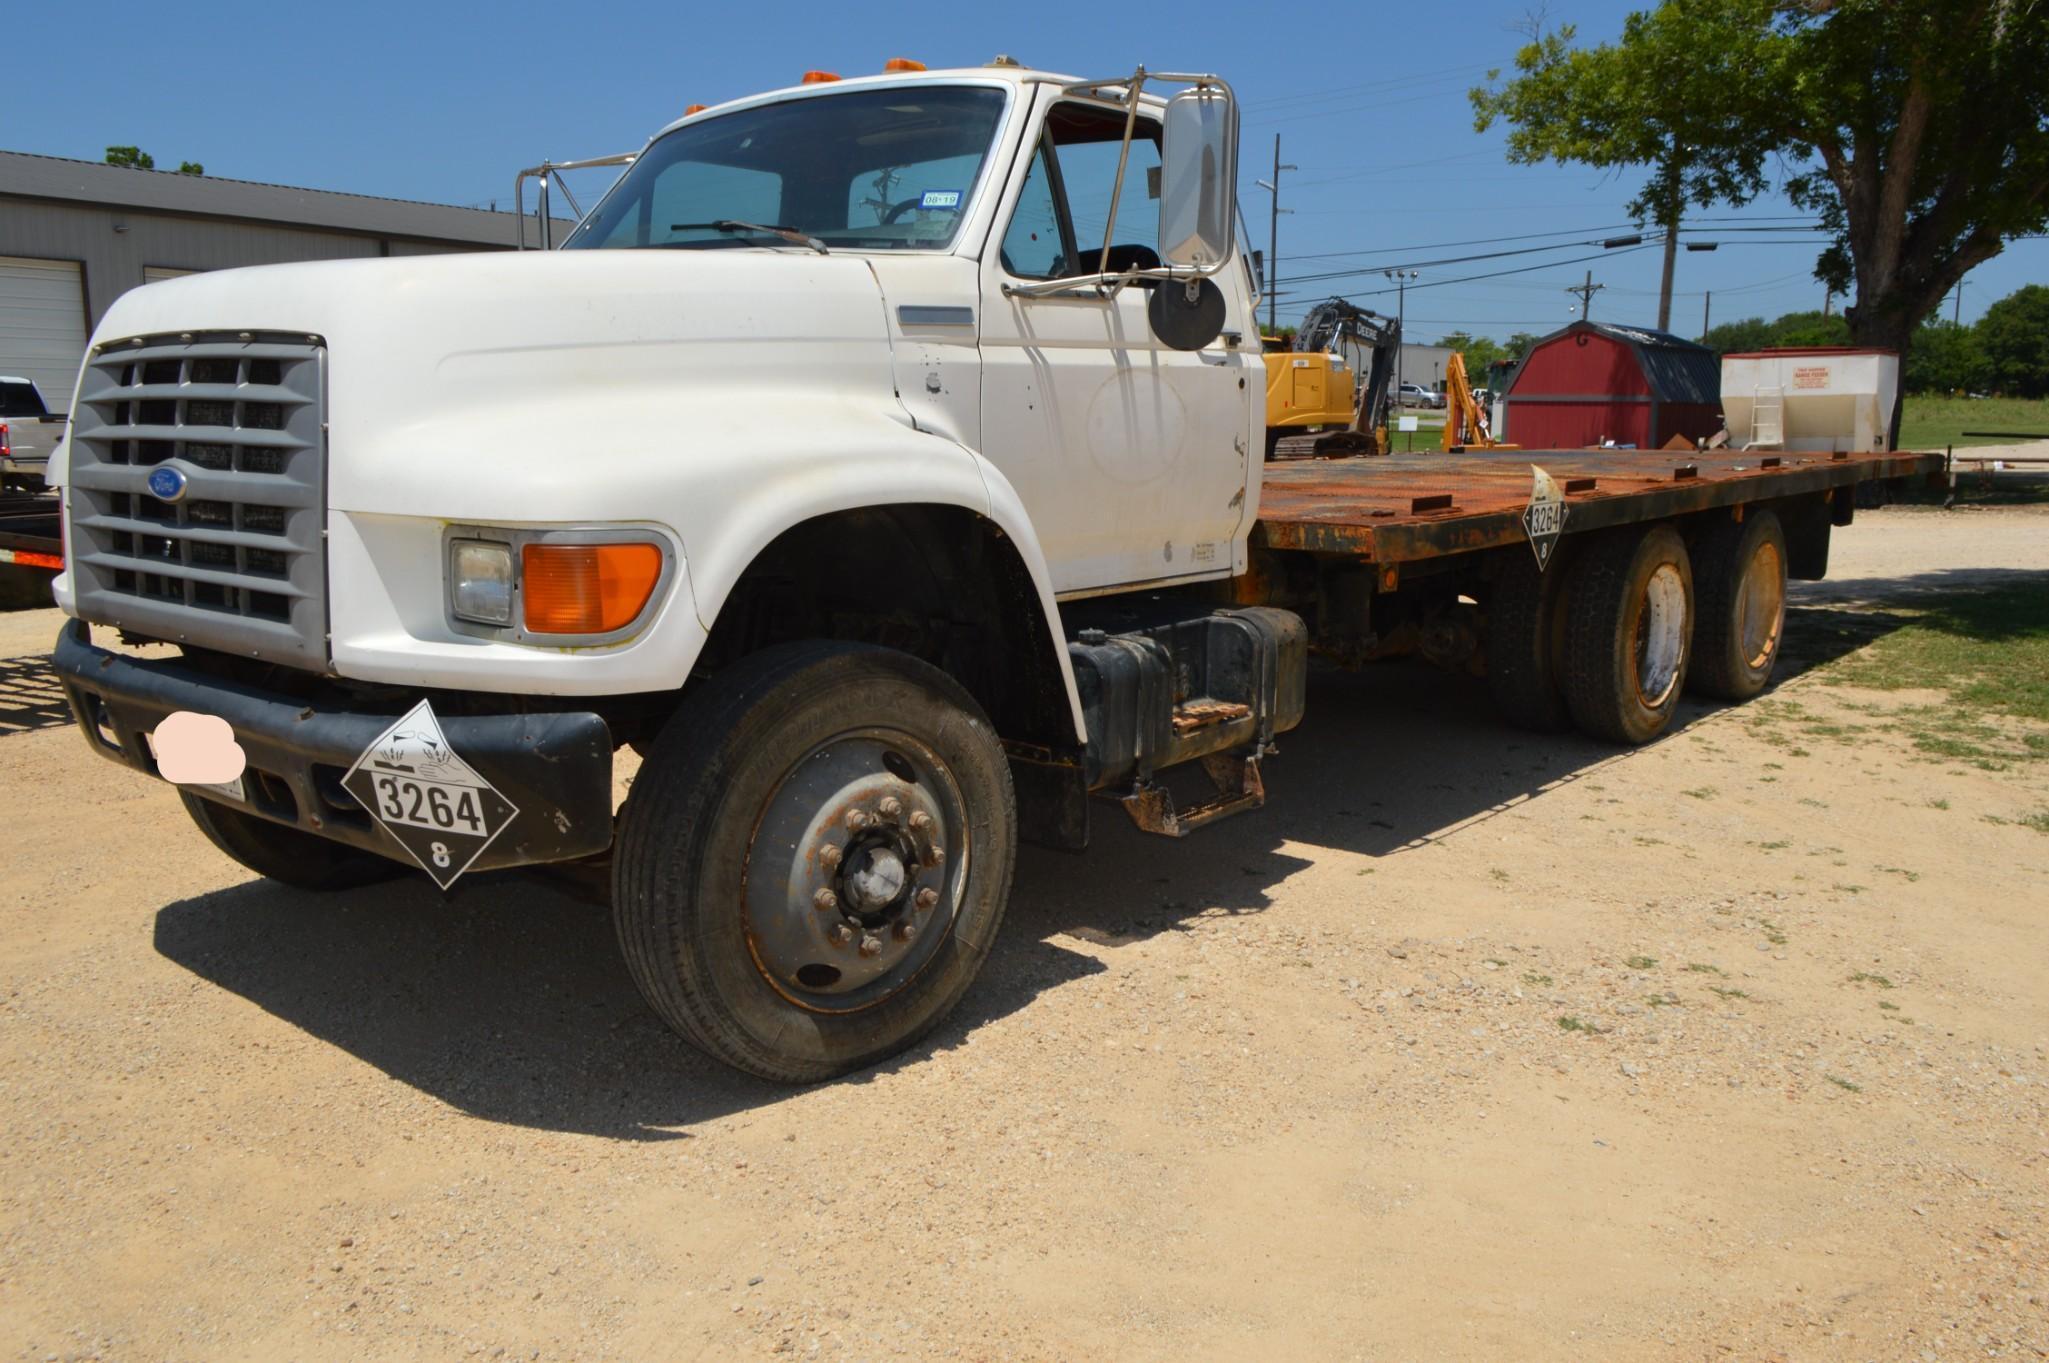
[1158,85,1237,270]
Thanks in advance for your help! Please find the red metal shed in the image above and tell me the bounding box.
[1501,321,1723,449]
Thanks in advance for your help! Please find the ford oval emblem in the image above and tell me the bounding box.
[146,466,188,503]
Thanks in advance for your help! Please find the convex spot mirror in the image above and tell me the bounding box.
[1158,86,1237,271]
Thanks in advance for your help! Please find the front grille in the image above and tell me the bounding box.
[67,332,327,669]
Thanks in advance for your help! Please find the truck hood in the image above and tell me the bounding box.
[89,249,904,516]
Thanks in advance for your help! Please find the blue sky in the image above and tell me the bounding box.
[8,0,2041,340]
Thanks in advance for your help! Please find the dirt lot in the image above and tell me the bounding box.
[2,506,2045,1362]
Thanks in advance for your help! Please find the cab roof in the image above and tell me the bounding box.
[651,62,1133,141]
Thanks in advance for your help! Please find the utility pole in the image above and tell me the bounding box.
[1701,291,1711,343]
[1566,270,1604,321]
[1952,279,1966,326]
[1254,135,1296,337]
[1383,268,1418,406]
[1655,138,1683,331]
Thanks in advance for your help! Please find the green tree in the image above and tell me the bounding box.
[1904,319,1988,394]
[1705,316,1778,355]
[1766,310,1850,348]
[104,146,154,169]
[1437,330,1507,374]
[1472,1,2049,441]
[1977,284,2049,398]
[1503,331,1544,361]
[178,161,204,176]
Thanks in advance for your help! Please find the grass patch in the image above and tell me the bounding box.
[1898,394,2049,450]
[1849,971,1895,989]
[1759,918,1788,945]
[1557,1015,1602,1034]
[1685,962,1725,976]
[1682,786,1717,800]
[1877,1000,1900,1012]
[1710,986,1751,1000]
[1646,991,1680,1008]
[1927,798,1950,811]
[1758,839,1792,851]
[1825,1074,1863,1093]
[2024,809,2049,835]
[1523,971,1553,987]
[1489,868,1512,883]
[1624,955,1659,970]
[1820,586,2049,735]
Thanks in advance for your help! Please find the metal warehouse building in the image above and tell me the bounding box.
[0,150,555,413]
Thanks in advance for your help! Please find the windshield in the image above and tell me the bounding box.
[564,85,1009,253]
[0,381,48,418]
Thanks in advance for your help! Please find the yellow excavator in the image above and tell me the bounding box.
[1438,351,1513,452]
[1261,298,1401,460]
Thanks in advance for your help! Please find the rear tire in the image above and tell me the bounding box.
[180,792,407,891]
[1561,524,1694,745]
[1486,548,1572,732]
[1687,510,1787,701]
[613,642,1016,1083]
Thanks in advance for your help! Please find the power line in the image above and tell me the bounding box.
[1280,236,1664,290]
[1281,242,1663,296]
[1286,222,1641,265]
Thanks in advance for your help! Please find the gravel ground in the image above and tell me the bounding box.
[1,506,2045,1362]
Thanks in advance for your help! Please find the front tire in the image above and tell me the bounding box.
[180,792,407,891]
[1561,524,1694,745]
[613,642,1016,1083]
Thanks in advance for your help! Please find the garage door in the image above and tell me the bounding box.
[0,256,89,415]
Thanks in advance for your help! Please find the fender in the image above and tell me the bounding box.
[675,418,1088,745]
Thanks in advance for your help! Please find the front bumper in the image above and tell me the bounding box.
[52,620,615,873]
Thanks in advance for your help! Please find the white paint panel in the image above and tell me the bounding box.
[0,255,88,413]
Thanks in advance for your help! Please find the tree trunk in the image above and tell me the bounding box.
[1845,307,1915,451]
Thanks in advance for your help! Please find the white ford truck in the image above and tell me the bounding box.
[48,60,1941,1081]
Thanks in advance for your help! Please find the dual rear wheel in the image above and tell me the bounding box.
[1491,509,1786,745]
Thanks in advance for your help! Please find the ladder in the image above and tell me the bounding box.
[1749,386,1786,450]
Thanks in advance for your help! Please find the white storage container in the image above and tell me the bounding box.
[1720,348,1899,452]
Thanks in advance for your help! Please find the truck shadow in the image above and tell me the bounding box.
[150,565,1994,1139]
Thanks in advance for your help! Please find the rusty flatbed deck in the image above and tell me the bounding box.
[1252,447,1945,563]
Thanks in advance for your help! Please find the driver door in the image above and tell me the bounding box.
[977,93,1252,597]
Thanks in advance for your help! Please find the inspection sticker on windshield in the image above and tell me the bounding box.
[341,699,518,890]
[919,190,962,210]
[1522,465,1568,573]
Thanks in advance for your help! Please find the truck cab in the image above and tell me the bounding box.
[50,62,1281,1082]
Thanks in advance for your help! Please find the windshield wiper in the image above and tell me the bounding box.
[670,220,829,255]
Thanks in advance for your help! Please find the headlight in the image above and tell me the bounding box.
[449,539,514,625]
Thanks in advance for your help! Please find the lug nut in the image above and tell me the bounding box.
[818,843,842,871]
[813,887,839,913]
[844,809,871,832]
[828,923,854,947]
[923,844,945,868]
[914,887,939,912]
[877,796,902,821]
[908,811,934,832]
[894,921,917,943]
[858,934,883,958]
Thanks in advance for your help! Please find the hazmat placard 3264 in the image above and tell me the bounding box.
[341,700,519,889]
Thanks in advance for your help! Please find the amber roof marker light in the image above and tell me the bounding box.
[883,58,926,72]
[800,70,842,84]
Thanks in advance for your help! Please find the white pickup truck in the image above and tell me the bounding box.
[48,60,1940,1081]
[2,376,63,491]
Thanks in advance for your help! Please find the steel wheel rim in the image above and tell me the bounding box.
[741,728,968,1014]
[1633,562,1686,708]
[1738,540,1785,670]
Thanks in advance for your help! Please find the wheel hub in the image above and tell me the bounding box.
[741,732,967,1011]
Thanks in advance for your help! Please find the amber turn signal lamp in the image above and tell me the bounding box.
[522,542,662,634]
[801,70,841,84]
[883,58,926,72]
